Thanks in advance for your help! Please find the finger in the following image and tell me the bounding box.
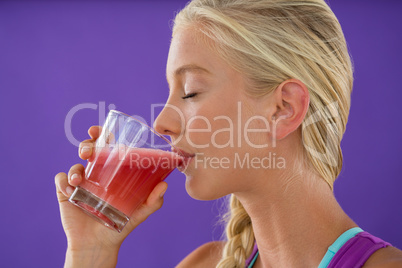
[88,126,102,140]
[91,125,117,144]
[79,139,95,160]
[55,172,75,202]
[130,182,168,223]
[78,126,101,160]
[67,163,85,186]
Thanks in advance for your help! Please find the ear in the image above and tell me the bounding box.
[268,79,310,141]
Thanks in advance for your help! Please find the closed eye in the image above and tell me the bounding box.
[182,92,198,99]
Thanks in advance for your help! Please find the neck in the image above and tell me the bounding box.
[235,171,357,268]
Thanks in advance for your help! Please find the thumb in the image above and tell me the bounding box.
[143,181,168,211]
[127,181,168,227]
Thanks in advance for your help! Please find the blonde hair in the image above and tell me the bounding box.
[172,0,353,267]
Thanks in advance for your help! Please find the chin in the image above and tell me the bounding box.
[184,174,227,201]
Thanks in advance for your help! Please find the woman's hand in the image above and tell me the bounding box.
[55,126,168,267]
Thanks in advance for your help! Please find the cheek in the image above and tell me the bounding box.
[185,104,273,159]
[185,103,237,149]
[238,98,275,147]
[241,118,273,150]
[185,113,213,148]
[183,98,273,176]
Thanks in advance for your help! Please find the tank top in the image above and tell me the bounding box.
[245,227,391,268]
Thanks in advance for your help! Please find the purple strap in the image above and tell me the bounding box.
[244,232,391,268]
[245,242,258,267]
[327,231,392,268]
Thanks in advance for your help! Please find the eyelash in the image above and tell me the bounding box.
[182,92,198,99]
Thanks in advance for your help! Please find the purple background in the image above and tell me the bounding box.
[0,1,401,267]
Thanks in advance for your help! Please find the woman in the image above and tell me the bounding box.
[55,0,402,267]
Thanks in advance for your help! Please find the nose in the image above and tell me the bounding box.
[153,103,183,138]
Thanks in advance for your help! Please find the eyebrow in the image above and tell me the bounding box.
[166,64,211,85]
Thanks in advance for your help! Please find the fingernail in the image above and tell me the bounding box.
[66,186,74,196]
[81,146,91,154]
[159,189,167,198]
[71,173,80,184]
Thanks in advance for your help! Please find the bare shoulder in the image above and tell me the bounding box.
[176,240,226,268]
[363,246,402,267]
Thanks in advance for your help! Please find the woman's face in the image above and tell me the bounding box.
[154,27,279,200]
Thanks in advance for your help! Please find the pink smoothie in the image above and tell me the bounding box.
[79,147,183,216]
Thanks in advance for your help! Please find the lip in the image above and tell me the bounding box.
[171,147,195,158]
[171,147,195,172]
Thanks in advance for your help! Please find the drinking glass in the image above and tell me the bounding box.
[69,110,183,232]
